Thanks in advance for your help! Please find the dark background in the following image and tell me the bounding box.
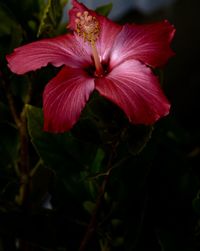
[0,0,200,250]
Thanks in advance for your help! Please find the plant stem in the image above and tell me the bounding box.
[79,175,109,251]
[0,69,32,207]
[17,109,30,208]
[0,67,33,251]
[79,142,117,251]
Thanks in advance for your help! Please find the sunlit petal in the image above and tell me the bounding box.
[110,20,175,69]
[7,34,92,74]
[43,66,95,132]
[95,59,170,125]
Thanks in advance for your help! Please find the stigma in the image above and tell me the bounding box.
[75,11,103,76]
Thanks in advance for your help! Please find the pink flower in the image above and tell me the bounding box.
[6,0,175,133]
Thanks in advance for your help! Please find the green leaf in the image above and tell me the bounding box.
[0,5,11,35]
[26,105,97,174]
[193,191,200,214]
[0,3,23,52]
[26,104,101,207]
[83,200,95,214]
[111,219,123,227]
[95,3,113,17]
[10,75,31,104]
[112,237,124,247]
[30,163,55,209]
[37,0,67,37]
[156,229,196,251]
[0,122,19,169]
[120,125,153,156]
[90,147,105,173]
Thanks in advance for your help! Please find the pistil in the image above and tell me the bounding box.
[75,11,103,76]
[91,43,103,76]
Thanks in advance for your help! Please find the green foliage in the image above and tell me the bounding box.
[26,105,98,172]
[0,123,18,169]
[95,3,113,17]
[90,147,105,173]
[0,3,23,52]
[37,0,67,37]
[0,0,199,251]
[26,105,101,209]
[83,200,95,214]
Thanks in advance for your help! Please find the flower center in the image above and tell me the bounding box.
[85,62,109,78]
[75,11,103,77]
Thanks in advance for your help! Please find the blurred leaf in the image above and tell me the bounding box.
[72,117,101,145]
[120,125,153,156]
[1,0,40,18]
[1,0,41,37]
[26,105,101,209]
[0,121,18,200]
[26,105,98,174]
[30,163,55,209]
[0,7,10,35]
[0,102,10,123]
[86,94,127,145]
[10,75,31,104]
[90,148,105,174]
[156,229,196,251]
[193,191,200,214]
[112,237,124,247]
[37,0,67,37]
[83,200,95,214]
[111,219,123,227]
[0,123,19,169]
[95,3,113,17]
[0,2,23,52]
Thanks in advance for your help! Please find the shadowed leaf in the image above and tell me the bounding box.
[95,3,113,17]
[37,0,67,37]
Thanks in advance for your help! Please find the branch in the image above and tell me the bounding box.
[0,68,32,208]
[79,142,118,251]
[79,173,110,251]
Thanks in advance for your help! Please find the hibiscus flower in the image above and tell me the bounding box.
[6,0,175,133]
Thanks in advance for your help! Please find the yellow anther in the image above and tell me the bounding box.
[75,11,100,44]
[75,11,103,76]
[83,11,89,16]
[76,12,82,17]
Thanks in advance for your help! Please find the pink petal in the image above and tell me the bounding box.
[43,66,95,132]
[6,34,92,75]
[68,0,89,30]
[95,60,170,125]
[69,0,121,62]
[96,18,121,63]
[110,20,175,69]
